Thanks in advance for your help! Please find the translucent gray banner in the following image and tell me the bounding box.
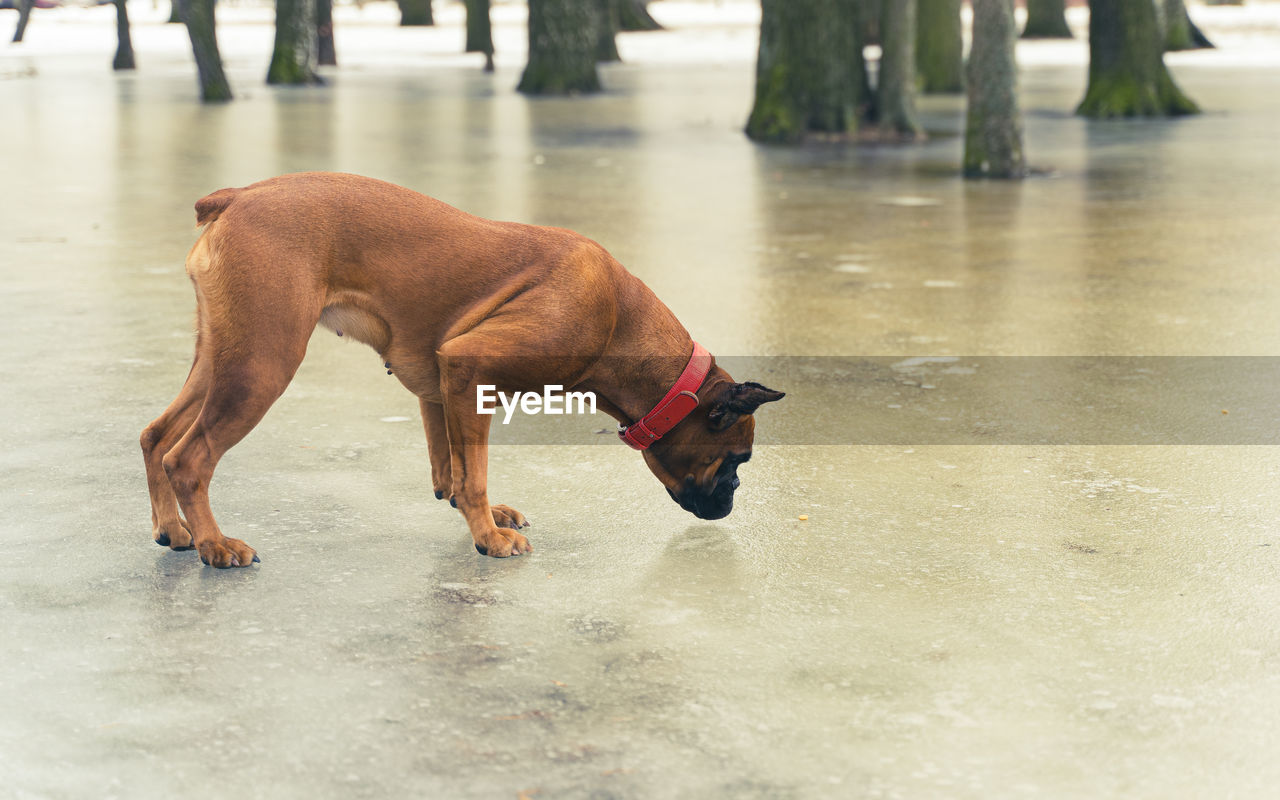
[480,357,1280,445]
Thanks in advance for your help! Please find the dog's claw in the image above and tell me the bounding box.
[434,490,444,500]
[475,543,488,556]
[155,532,170,547]
[449,496,457,508]
[252,554,261,563]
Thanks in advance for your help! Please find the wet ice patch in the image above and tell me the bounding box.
[881,196,942,207]
[923,280,961,288]
[1152,694,1195,709]
[892,356,959,371]
[379,416,412,423]
[834,262,871,274]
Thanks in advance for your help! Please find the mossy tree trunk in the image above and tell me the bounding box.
[745,0,865,145]
[397,0,433,26]
[168,0,186,23]
[964,0,1025,178]
[465,0,494,71]
[1021,0,1071,38]
[596,0,620,62]
[861,0,880,45]
[618,0,661,32]
[916,0,961,94]
[184,0,232,101]
[1164,0,1212,51]
[316,0,336,66]
[267,0,321,84]
[518,0,601,95]
[877,0,923,139]
[1076,0,1199,118]
[12,0,34,43]
[113,0,136,70]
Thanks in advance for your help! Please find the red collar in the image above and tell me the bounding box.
[618,341,712,451]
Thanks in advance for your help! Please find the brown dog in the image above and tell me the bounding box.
[140,172,784,567]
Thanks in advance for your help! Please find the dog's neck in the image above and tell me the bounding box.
[580,273,707,426]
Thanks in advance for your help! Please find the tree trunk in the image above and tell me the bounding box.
[1164,0,1213,51]
[861,0,880,45]
[964,0,1025,178]
[113,0,136,70]
[267,0,321,84]
[1021,0,1072,38]
[316,0,336,66]
[596,0,620,62]
[397,0,433,26]
[745,0,865,144]
[618,0,662,32]
[184,0,232,101]
[12,0,34,43]
[916,0,962,94]
[518,0,602,95]
[877,0,923,139]
[465,0,494,71]
[168,0,186,24]
[1076,0,1199,118]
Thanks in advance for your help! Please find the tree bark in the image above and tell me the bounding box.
[1164,0,1213,51]
[397,0,433,26]
[916,0,962,94]
[964,0,1024,178]
[877,0,923,139]
[113,0,136,70]
[1076,0,1199,118]
[618,0,662,32]
[745,0,865,144]
[1021,0,1072,39]
[184,0,232,101]
[12,0,34,43]
[465,0,494,71]
[267,0,322,84]
[168,0,186,24]
[316,0,336,66]
[518,0,602,95]
[596,0,620,62]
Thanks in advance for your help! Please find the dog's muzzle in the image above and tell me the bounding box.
[668,470,740,521]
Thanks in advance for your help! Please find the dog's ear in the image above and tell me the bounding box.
[707,382,785,432]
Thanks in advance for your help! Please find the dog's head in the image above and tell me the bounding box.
[641,371,784,520]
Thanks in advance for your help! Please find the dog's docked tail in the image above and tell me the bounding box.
[194,187,241,227]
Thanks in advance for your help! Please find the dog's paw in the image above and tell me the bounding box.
[474,528,532,558]
[197,536,260,569]
[491,504,530,530]
[153,519,194,550]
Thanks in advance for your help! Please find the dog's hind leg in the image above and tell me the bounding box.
[161,258,322,567]
[162,341,310,567]
[140,348,210,550]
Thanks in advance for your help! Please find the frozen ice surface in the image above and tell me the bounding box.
[4,2,1280,798]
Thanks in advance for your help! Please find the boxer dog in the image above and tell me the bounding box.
[140,173,784,567]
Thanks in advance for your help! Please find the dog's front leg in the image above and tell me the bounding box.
[420,396,530,535]
[418,399,454,502]
[437,351,533,558]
